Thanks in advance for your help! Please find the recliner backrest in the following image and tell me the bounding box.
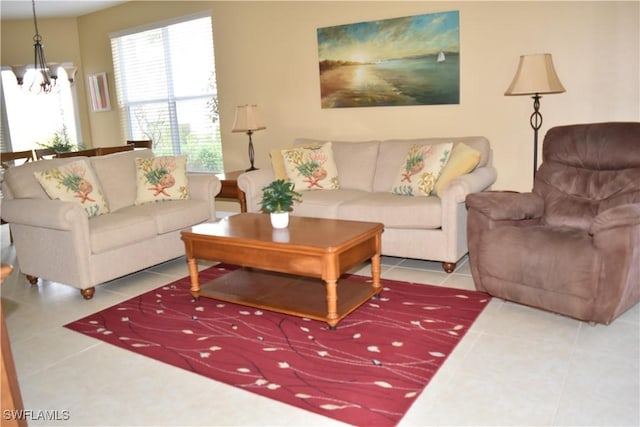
[534,122,640,230]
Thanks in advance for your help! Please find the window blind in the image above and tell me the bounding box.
[111,14,222,172]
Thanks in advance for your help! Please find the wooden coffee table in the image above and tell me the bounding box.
[181,213,384,329]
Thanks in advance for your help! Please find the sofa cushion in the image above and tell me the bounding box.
[434,142,481,197]
[33,159,110,218]
[391,142,453,196]
[338,192,443,229]
[3,157,84,200]
[330,141,380,192]
[89,211,158,254]
[135,156,189,204]
[292,189,367,219]
[294,139,380,192]
[90,148,154,212]
[281,142,339,191]
[117,199,211,234]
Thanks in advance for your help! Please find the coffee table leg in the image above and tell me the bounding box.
[325,278,338,330]
[187,257,200,300]
[371,253,382,297]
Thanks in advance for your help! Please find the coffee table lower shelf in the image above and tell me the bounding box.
[197,268,380,328]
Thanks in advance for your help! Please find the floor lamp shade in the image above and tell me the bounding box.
[505,53,565,96]
[232,105,266,171]
[505,53,565,179]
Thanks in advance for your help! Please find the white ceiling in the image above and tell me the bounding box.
[1,1,128,20]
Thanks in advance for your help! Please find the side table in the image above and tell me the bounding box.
[215,170,247,213]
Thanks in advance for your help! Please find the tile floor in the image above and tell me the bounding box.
[1,220,638,426]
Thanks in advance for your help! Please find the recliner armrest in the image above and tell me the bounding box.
[465,191,544,221]
[590,203,640,235]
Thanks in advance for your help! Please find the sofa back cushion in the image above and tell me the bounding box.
[293,138,380,192]
[534,122,640,231]
[3,157,85,200]
[90,148,154,212]
[374,137,491,193]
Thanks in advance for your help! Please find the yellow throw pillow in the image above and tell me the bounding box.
[434,143,481,197]
[34,159,110,218]
[281,142,340,191]
[391,142,453,197]
[269,147,289,180]
[135,156,189,204]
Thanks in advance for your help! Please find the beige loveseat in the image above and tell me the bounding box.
[238,137,497,272]
[1,149,220,299]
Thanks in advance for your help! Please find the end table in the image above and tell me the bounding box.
[215,170,247,213]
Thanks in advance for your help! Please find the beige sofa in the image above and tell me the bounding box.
[238,137,497,272]
[1,149,220,299]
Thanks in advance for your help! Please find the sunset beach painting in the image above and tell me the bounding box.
[317,11,460,108]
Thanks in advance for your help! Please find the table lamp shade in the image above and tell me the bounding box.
[232,105,266,133]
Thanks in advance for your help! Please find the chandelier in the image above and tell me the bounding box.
[10,0,78,93]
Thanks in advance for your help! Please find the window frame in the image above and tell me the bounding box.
[109,12,222,172]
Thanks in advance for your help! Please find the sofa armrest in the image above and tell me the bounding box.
[187,173,221,219]
[237,169,276,213]
[465,191,544,221]
[440,165,498,204]
[2,198,88,231]
[590,203,640,235]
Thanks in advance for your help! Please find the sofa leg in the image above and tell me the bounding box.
[26,275,38,285]
[442,262,456,273]
[80,287,95,300]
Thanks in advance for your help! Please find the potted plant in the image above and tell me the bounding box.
[260,179,302,229]
[38,125,79,153]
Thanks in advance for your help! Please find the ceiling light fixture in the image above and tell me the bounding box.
[10,0,78,93]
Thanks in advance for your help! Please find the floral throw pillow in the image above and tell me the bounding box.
[281,142,339,191]
[34,159,110,218]
[135,156,189,204]
[391,142,453,196]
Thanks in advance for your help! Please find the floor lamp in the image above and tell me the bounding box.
[505,53,565,179]
[232,105,266,171]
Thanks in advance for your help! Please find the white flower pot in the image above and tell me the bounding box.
[270,211,289,229]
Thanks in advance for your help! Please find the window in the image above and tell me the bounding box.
[1,67,80,153]
[110,14,222,172]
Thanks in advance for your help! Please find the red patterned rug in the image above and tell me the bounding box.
[65,264,490,426]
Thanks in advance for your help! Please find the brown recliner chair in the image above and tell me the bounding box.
[465,122,640,324]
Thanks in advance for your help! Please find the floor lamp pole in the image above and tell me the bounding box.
[246,130,257,172]
[529,93,542,179]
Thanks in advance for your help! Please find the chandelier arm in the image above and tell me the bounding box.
[30,0,53,93]
[32,0,40,38]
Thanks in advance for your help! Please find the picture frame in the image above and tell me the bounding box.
[317,11,460,108]
[88,72,111,112]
